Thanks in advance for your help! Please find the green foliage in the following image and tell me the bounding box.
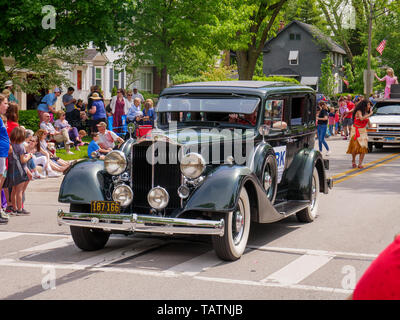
[320,55,335,98]
[284,0,327,32]
[352,49,383,94]
[19,110,40,132]
[0,0,134,68]
[111,87,118,97]
[171,66,237,84]
[253,75,300,84]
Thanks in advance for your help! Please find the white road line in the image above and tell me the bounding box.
[247,245,378,259]
[194,276,352,295]
[20,238,73,252]
[0,232,22,241]
[166,251,222,276]
[0,231,69,238]
[261,254,334,285]
[74,239,166,268]
[0,258,351,295]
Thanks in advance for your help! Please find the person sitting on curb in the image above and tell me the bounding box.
[40,112,74,154]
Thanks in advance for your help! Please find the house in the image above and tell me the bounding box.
[64,44,162,105]
[262,20,346,93]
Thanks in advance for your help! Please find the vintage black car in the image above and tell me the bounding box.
[57,81,332,261]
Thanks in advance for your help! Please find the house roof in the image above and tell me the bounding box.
[268,67,300,77]
[263,20,346,55]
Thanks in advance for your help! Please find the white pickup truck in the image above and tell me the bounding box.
[368,99,400,152]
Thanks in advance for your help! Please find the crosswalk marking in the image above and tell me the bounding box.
[166,251,222,276]
[0,232,21,241]
[261,254,334,285]
[74,239,166,268]
[20,238,73,252]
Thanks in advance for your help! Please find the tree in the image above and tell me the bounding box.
[320,55,336,97]
[352,49,383,94]
[119,0,220,91]
[284,0,328,32]
[213,0,288,80]
[0,0,134,71]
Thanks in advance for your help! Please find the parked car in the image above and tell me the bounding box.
[57,81,332,261]
[367,99,400,152]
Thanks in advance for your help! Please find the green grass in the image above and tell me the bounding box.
[56,137,91,161]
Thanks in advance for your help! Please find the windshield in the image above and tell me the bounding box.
[157,96,260,128]
[375,104,400,115]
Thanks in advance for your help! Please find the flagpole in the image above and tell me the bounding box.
[366,3,373,96]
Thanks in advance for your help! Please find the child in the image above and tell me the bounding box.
[87,132,111,160]
[338,97,348,136]
[4,127,31,215]
[375,68,398,99]
[335,109,340,136]
[77,130,87,147]
[328,106,336,136]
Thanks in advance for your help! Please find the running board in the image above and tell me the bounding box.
[273,200,310,217]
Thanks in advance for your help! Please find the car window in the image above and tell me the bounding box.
[290,97,306,126]
[265,99,287,130]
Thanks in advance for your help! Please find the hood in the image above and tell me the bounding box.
[369,115,400,125]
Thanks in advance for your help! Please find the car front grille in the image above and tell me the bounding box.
[377,124,400,133]
[131,142,181,214]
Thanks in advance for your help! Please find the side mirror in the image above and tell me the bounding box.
[258,124,270,137]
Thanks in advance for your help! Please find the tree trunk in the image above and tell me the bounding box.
[236,49,259,80]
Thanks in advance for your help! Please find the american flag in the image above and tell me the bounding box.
[376,39,387,55]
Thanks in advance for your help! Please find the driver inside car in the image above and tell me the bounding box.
[228,112,257,125]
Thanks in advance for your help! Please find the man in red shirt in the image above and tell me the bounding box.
[351,234,400,300]
[342,95,355,140]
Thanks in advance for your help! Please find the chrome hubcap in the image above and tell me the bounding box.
[264,171,272,191]
[232,200,245,245]
[310,176,317,211]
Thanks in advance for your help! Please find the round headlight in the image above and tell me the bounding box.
[180,153,205,179]
[112,185,133,207]
[147,187,169,210]
[104,151,127,175]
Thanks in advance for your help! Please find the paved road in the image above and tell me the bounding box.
[0,137,399,300]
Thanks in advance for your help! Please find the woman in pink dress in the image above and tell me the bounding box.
[110,89,130,133]
[375,68,398,99]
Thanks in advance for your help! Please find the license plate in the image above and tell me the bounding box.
[385,137,395,141]
[91,201,120,214]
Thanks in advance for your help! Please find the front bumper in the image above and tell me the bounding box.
[57,209,225,237]
[367,132,400,144]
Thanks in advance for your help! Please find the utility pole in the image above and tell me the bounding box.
[366,3,373,96]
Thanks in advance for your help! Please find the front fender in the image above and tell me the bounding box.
[181,165,282,223]
[58,160,107,204]
[282,149,327,200]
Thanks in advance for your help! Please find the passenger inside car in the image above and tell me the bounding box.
[265,100,287,129]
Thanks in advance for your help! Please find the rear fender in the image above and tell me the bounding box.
[282,149,327,201]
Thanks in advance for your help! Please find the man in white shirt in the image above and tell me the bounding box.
[96,122,124,150]
[131,87,144,104]
[40,113,74,154]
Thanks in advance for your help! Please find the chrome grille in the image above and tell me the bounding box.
[131,143,181,214]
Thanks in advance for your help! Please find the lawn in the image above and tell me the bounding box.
[56,137,91,161]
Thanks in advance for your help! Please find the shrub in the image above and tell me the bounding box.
[253,75,300,84]
[19,110,40,132]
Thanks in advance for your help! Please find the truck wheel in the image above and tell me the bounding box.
[296,167,320,223]
[212,188,251,261]
[262,154,278,204]
[368,142,374,153]
[69,204,110,251]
